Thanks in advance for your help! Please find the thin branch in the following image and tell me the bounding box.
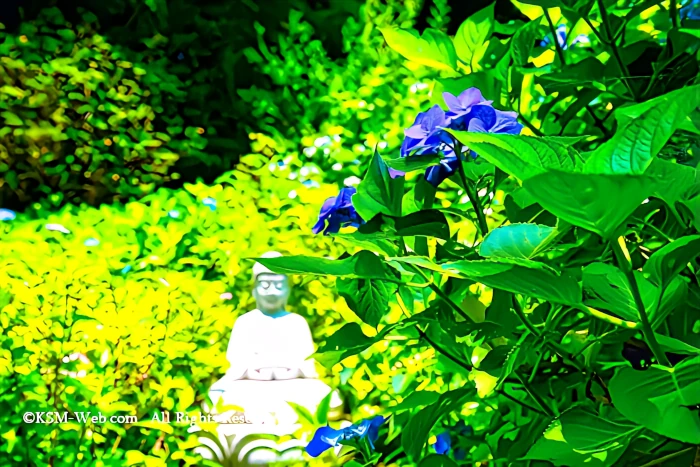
[610,239,671,366]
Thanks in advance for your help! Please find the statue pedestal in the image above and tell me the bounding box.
[198,378,341,466]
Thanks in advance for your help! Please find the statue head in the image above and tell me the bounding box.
[252,252,290,315]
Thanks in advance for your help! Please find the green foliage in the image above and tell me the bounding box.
[262,0,700,465]
[4,0,700,466]
[0,165,353,466]
[0,8,208,207]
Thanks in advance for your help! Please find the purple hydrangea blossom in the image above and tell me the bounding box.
[312,187,363,235]
[402,87,523,187]
[306,415,385,457]
[400,105,451,158]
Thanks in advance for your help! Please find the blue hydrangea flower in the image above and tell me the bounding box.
[312,187,363,235]
[433,431,451,455]
[401,105,450,158]
[306,415,385,458]
[681,0,700,20]
[425,156,460,187]
[444,88,491,124]
[0,209,16,221]
[402,87,524,188]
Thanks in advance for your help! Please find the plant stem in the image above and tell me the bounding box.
[638,447,694,467]
[512,296,587,372]
[543,8,567,66]
[610,239,671,367]
[409,264,473,322]
[418,325,473,371]
[669,0,679,30]
[456,158,489,237]
[496,388,546,416]
[594,0,638,100]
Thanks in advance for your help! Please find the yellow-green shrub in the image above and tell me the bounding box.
[0,157,356,466]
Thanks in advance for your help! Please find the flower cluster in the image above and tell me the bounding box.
[312,186,363,235]
[311,87,522,234]
[401,88,523,187]
[306,415,385,457]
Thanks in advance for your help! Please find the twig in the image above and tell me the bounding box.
[456,155,488,237]
[610,239,670,366]
[638,447,694,467]
[594,0,638,100]
[543,8,566,66]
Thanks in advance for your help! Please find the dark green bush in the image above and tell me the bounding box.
[0,8,209,208]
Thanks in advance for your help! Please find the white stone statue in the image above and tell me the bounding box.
[224,253,317,382]
[202,252,341,466]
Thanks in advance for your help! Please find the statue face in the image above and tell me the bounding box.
[253,273,290,312]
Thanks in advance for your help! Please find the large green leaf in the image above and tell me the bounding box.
[448,131,587,180]
[383,153,442,173]
[401,387,472,461]
[582,263,656,322]
[357,210,451,240]
[313,323,395,368]
[337,277,397,327]
[522,170,654,239]
[646,159,698,211]
[583,262,686,329]
[380,27,457,71]
[511,19,540,66]
[559,408,642,453]
[354,148,404,219]
[479,223,557,259]
[585,84,700,175]
[253,250,395,280]
[442,259,582,306]
[453,3,494,66]
[524,420,624,467]
[609,356,700,443]
[644,235,700,289]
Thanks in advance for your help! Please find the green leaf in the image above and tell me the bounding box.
[442,259,582,306]
[644,235,700,289]
[337,278,397,327]
[646,159,698,213]
[358,210,451,240]
[559,408,642,453]
[479,223,557,259]
[383,153,442,173]
[585,84,700,175]
[392,391,441,413]
[582,263,655,322]
[401,387,472,461]
[522,170,654,239]
[448,131,587,180]
[609,356,700,443]
[453,4,494,65]
[380,27,457,71]
[252,250,396,281]
[313,323,381,368]
[418,454,459,467]
[511,19,540,66]
[354,148,404,219]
